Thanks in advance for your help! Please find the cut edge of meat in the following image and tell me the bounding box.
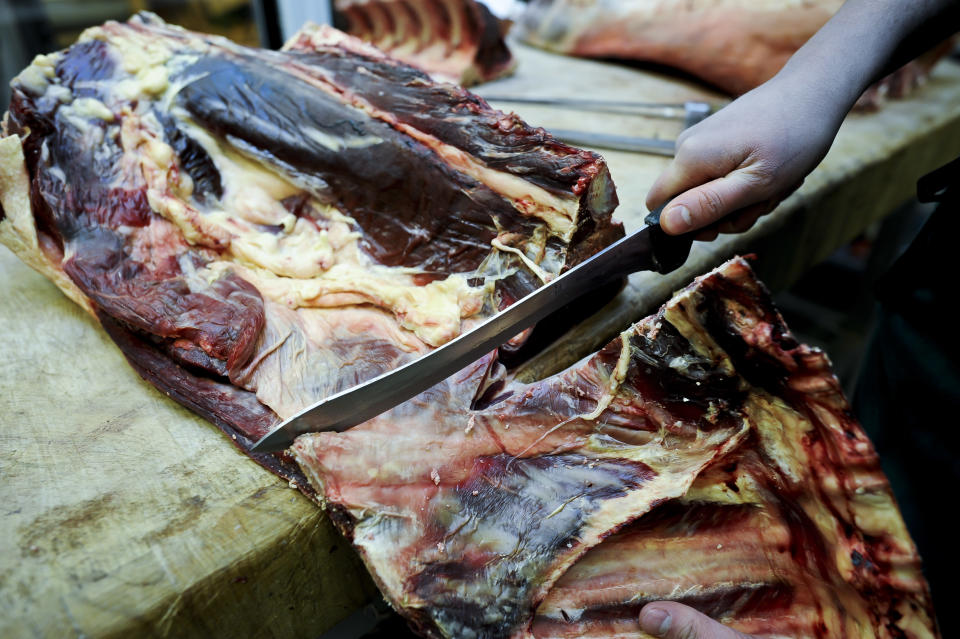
[0,132,308,494]
[288,259,761,637]
[0,134,94,314]
[96,312,313,497]
[281,21,621,253]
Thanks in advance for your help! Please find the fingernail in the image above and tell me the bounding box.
[666,205,691,232]
[640,607,672,636]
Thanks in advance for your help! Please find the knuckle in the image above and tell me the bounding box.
[695,187,726,220]
[675,134,704,159]
[741,151,786,189]
[745,163,777,187]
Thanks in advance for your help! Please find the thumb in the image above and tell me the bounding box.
[639,602,751,639]
[658,170,769,236]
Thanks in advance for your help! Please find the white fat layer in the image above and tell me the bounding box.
[277,48,582,239]
[390,118,580,239]
[222,261,485,347]
[70,97,115,122]
[119,100,487,346]
[115,65,170,100]
[21,22,496,347]
[84,23,174,75]
[14,54,58,95]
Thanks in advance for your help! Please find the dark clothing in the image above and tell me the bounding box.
[854,157,960,637]
[875,155,960,324]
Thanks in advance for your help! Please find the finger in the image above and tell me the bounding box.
[659,170,770,235]
[645,140,748,212]
[690,200,772,242]
[645,155,719,213]
[639,602,751,639]
[694,227,719,242]
[718,181,803,235]
[645,158,687,212]
[716,201,772,234]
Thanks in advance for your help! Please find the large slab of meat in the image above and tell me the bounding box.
[293,257,939,638]
[0,12,938,639]
[517,0,950,107]
[0,12,620,487]
[331,0,515,85]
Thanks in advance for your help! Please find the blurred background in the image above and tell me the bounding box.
[0,0,253,109]
[0,0,519,108]
[0,0,343,108]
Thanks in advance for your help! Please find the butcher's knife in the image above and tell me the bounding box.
[252,205,696,452]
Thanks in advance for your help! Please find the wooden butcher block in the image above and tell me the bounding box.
[0,249,379,638]
[3,41,960,638]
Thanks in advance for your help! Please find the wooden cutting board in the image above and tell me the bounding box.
[0,249,379,638]
[3,43,960,638]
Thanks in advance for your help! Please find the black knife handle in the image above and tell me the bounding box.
[644,205,697,274]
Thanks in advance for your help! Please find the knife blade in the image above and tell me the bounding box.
[251,205,694,452]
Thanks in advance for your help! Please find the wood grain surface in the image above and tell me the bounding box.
[0,252,378,638]
[2,41,960,638]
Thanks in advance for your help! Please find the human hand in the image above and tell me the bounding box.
[645,75,845,241]
[639,602,757,639]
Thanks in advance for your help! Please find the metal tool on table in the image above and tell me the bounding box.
[480,96,717,156]
[547,130,679,156]
[252,204,697,452]
[481,96,716,127]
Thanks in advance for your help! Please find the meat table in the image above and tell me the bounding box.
[2,42,960,638]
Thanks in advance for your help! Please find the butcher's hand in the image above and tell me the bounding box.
[644,76,841,241]
[639,602,757,639]
[646,0,960,240]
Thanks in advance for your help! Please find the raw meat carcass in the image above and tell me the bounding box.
[331,0,515,85]
[0,13,938,639]
[0,13,620,487]
[293,257,939,638]
[518,0,950,107]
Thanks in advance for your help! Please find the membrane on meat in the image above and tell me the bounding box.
[0,12,621,486]
[295,258,939,638]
